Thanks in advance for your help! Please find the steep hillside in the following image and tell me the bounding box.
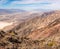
[0,11,60,49]
[28,18,60,40]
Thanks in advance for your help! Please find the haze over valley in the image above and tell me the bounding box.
[0,0,60,49]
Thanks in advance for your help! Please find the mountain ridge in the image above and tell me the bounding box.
[0,10,60,49]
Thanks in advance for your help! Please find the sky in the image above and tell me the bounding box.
[0,0,60,11]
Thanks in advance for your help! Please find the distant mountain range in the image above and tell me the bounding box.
[0,9,26,15]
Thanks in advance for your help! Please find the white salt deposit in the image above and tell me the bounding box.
[0,22,13,29]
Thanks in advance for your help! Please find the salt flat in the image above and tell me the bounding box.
[0,22,13,29]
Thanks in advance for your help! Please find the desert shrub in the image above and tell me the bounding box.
[47,41,57,47]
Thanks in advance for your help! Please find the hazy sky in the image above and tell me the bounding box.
[0,0,60,11]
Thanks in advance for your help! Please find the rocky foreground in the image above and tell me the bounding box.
[0,11,60,49]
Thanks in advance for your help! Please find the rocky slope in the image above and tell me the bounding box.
[0,11,60,49]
